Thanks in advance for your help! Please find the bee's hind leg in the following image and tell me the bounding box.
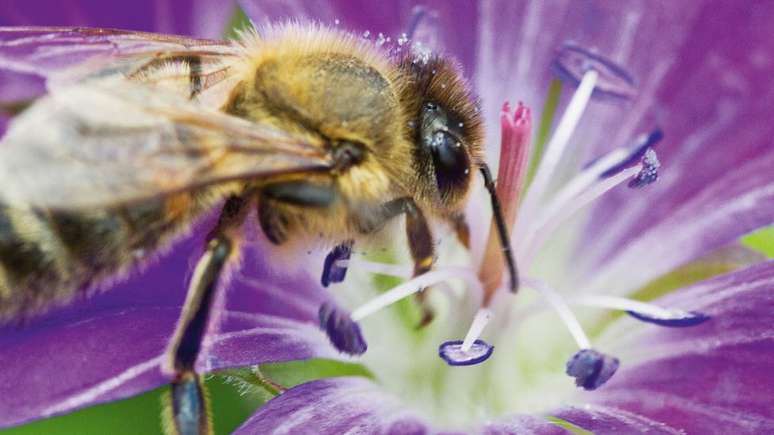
[162,195,249,435]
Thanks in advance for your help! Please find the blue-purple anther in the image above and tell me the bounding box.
[628,148,660,188]
[553,42,637,101]
[600,129,664,178]
[438,339,494,366]
[566,349,620,390]
[321,240,353,287]
[318,302,367,355]
[627,310,710,327]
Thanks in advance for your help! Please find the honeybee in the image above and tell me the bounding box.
[0,23,516,435]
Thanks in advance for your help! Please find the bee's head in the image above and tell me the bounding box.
[398,54,484,215]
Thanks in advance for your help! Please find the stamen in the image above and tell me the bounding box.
[347,258,412,279]
[628,148,660,188]
[515,129,664,254]
[318,302,367,355]
[439,339,494,366]
[321,240,353,287]
[566,349,619,390]
[519,70,597,227]
[520,165,641,265]
[461,308,493,352]
[627,309,710,327]
[350,268,482,322]
[599,129,663,178]
[553,42,637,101]
[479,102,532,303]
[573,294,710,327]
[523,278,590,349]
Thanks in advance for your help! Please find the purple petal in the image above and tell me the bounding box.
[553,406,684,435]
[556,261,774,433]
[0,0,232,38]
[0,221,341,427]
[576,2,774,280]
[581,149,774,295]
[234,377,431,434]
[238,0,479,73]
[0,307,171,428]
[237,376,568,435]
[482,415,569,435]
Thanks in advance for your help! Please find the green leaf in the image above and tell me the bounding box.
[741,225,774,258]
[223,4,252,40]
[546,416,593,435]
[260,358,373,389]
[0,376,259,435]
[525,79,562,189]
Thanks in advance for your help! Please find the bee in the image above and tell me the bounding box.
[0,23,517,435]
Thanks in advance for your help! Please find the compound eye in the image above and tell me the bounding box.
[429,130,470,195]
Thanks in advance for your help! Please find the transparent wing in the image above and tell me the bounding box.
[0,79,332,210]
[0,26,244,105]
[0,26,239,78]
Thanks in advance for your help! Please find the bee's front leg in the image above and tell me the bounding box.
[163,195,249,435]
[392,198,436,328]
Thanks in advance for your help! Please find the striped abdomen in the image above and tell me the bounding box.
[0,193,209,321]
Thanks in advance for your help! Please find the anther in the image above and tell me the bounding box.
[627,310,710,327]
[439,339,494,366]
[628,148,660,188]
[553,42,637,101]
[573,294,710,327]
[321,240,354,287]
[600,129,664,178]
[566,349,619,390]
[318,302,367,355]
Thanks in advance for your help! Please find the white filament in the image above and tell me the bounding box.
[518,70,598,226]
[518,145,630,243]
[461,308,493,352]
[524,278,591,349]
[346,258,413,279]
[519,164,641,266]
[351,267,483,322]
[573,294,691,320]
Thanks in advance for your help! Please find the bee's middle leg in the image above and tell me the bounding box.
[362,197,436,327]
[163,195,249,435]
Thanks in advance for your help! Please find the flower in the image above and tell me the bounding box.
[2,1,774,434]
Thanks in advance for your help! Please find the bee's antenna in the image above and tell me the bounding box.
[479,164,519,293]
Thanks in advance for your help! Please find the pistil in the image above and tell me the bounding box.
[478,102,532,304]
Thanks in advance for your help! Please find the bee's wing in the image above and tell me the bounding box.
[0,26,244,106]
[0,80,333,210]
[0,26,239,79]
